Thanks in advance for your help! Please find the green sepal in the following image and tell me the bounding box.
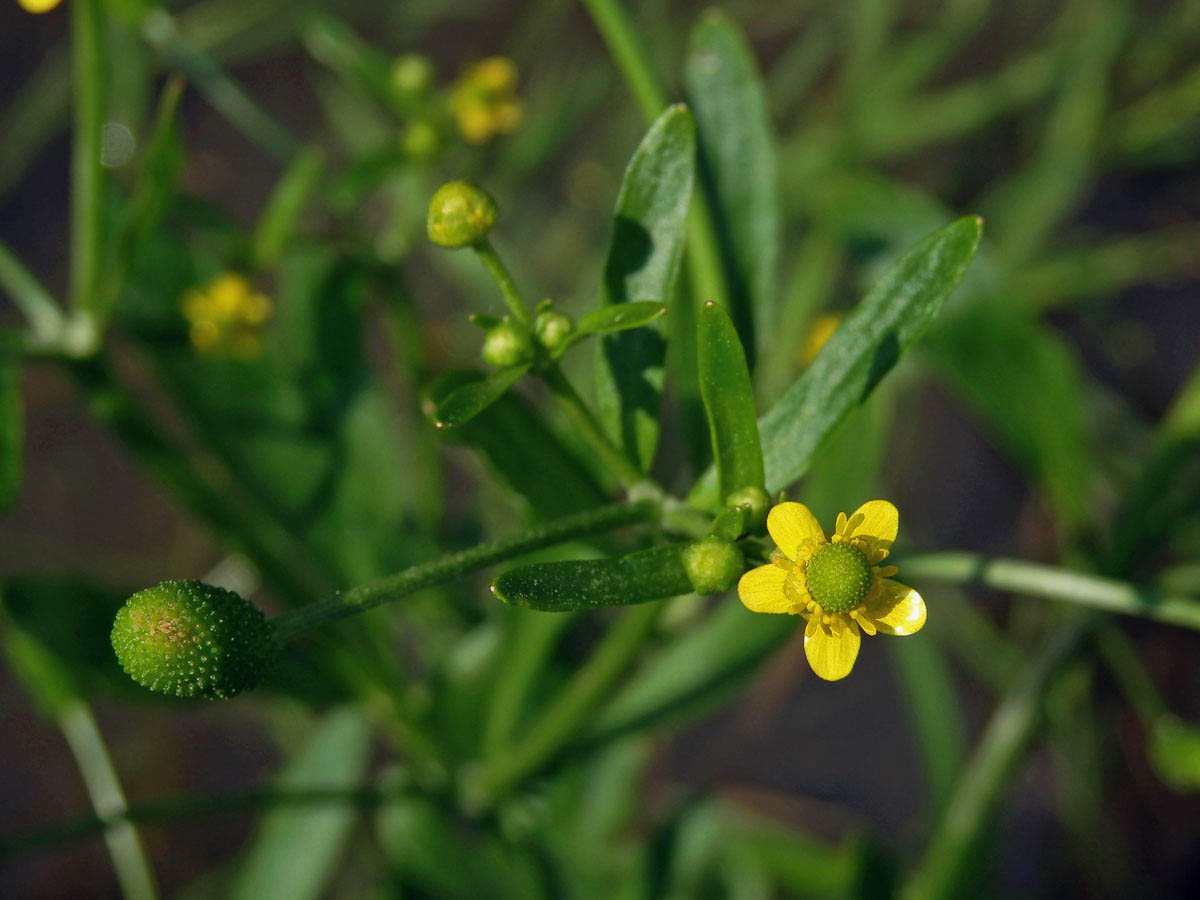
[709,505,746,542]
[430,364,529,429]
[698,300,764,501]
[576,301,666,337]
[469,313,502,330]
[492,544,694,612]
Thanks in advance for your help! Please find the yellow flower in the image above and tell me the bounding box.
[800,312,842,366]
[18,0,63,12]
[181,273,273,359]
[450,57,522,144]
[737,500,926,681]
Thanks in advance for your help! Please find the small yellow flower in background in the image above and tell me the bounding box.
[18,0,63,12]
[801,312,842,366]
[181,273,273,359]
[738,500,926,681]
[450,57,523,144]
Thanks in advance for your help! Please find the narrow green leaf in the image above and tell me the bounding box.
[596,104,696,472]
[0,341,22,511]
[423,371,609,519]
[493,544,693,612]
[431,364,529,430]
[691,215,983,506]
[587,598,792,744]
[685,10,780,363]
[252,145,326,269]
[231,707,372,900]
[576,300,666,336]
[698,300,763,501]
[1150,715,1200,792]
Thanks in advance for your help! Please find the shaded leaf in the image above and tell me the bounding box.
[596,104,696,471]
[0,340,21,511]
[231,707,372,900]
[685,10,780,364]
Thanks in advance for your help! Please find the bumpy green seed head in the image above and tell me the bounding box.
[481,321,534,367]
[427,180,497,248]
[111,580,278,700]
[533,309,573,353]
[804,543,872,613]
[683,539,745,595]
[724,485,770,533]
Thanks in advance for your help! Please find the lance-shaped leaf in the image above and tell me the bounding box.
[596,105,696,472]
[430,364,529,430]
[423,371,608,518]
[576,301,666,337]
[252,144,327,269]
[0,339,21,512]
[685,10,780,364]
[698,300,764,502]
[690,215,982,507]
[492,544,693,612]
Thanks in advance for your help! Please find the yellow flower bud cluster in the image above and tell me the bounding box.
[450,57,523,144]
[18,0,64,13]
[181,273,273,359]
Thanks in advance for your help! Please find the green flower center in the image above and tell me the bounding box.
[805,542,872,613]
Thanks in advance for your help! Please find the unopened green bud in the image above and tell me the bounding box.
[111,580,278,700]
[401,120,440,162]
[427,180,497,248]
[391,54,434,100]
[481,321,533,367]
[533,309,573,353]
[724,485,770,533]
[682,539,745,595]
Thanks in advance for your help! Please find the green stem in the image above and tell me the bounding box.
[141,8,298,162]
[898,612,1095,900]
[58,701,160,900]
[472,239,532,327]
[577,0,666,120]
[271,500,658,642]
[70,0,105,333]
[900,552,1200,632]
[0,784,405,861]
[541,365,647,489]
[0,239,64,345]
[71,356,328,607]
[475,600,665,804]
[1095,624,1168,724]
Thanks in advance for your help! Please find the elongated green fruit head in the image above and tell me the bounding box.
[683,539,744,595]
[111,580,278,699]
[427,180,497,247]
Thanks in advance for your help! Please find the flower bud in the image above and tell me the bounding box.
[481,321,534,368]
[390,54,434,101]
[682,539,745,595]
[533,309,573,353]
[111,580,278,700]
[427,181,497,248]
[724,485,770,533]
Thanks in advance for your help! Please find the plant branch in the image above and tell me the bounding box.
[271,500,659,642]
[900,552,1200,632]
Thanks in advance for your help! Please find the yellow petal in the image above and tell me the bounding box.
[863,579,926,635]
[803,618,860,681]
[845,500,899,544]
[737,564,792,614]
[767,502,824,560]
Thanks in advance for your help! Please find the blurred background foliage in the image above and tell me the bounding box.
[1,0,1199,898]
